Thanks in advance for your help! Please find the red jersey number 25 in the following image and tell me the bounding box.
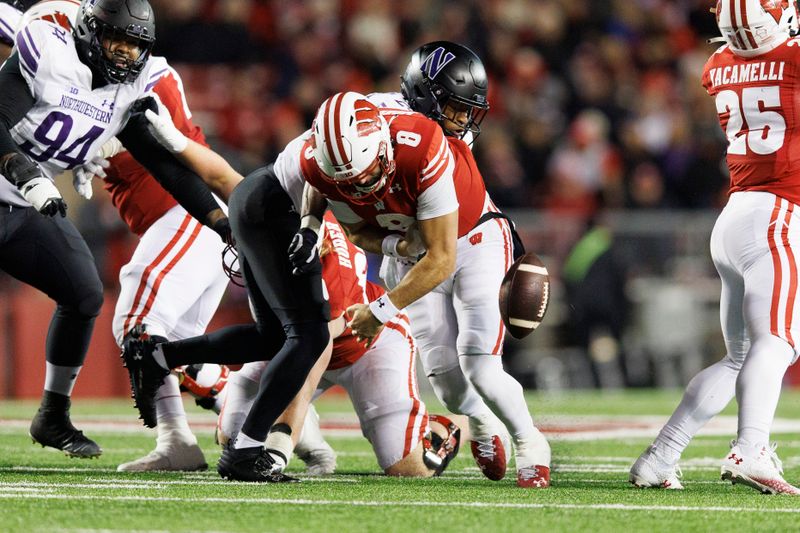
[716,86,786,156]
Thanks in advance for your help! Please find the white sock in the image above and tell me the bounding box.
[736,337,794,451]
[265,429,293,467]
[153,374,195,448]
[155,374,186,421]
[428,365,495,426]
[233,432,263,450]
[295,404,327,454]
[653,355,740,463]
[219,370,259,443]
[459,355,536,442]
[515,427,551,468]
[152,344,168,370]
[44,362,81,397]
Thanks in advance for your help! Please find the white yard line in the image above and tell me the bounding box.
[0,492,797,514]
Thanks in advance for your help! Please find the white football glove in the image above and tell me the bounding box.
[72,156,110,200]
[143,93,188,153]
[20,177,66,217]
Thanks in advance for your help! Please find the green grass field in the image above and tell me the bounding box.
[1,390,799,532]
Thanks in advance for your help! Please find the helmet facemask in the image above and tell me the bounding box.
[75,0,156,84]
[85,17,154,83]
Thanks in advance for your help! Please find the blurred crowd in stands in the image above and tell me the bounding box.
[145,0,729,215]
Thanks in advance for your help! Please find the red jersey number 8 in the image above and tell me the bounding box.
[716,86,785,156]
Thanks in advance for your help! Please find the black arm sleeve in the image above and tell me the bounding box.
[117,112,221,227]
[0,53,36,158]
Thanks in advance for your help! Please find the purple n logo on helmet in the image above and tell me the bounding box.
[421,47,455,80]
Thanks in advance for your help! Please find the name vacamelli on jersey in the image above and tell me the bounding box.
[708,61,786,88]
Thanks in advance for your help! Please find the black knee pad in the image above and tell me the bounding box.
[77,284,104,318]
[284,321,330,362]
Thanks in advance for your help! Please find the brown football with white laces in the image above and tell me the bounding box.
[499,252,550,339]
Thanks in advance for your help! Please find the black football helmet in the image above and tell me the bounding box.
[3,0,38,11]
[400,41,489,140]
[74,0,155,84]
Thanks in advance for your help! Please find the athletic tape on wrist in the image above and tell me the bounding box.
[381,234,402,258]
[368,294,400,324]
[300,214,322,235]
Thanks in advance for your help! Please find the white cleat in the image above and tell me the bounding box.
[117,441,208,472]
[721,441,800,495]
[629,444,683,490]
[294,404,337,476]
[296,441,337,476]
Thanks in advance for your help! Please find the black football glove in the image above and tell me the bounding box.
[288,227,319,275]
[212,217,235,246]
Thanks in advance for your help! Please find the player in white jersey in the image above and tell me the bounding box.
[0,0,230,458]
[0,0,26,61]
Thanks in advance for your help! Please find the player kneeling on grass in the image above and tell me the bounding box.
[216,213,460,477]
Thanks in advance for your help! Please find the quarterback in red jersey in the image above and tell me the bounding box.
[630,0,800,495]
[297,91,551,488]
[218,213,458,477]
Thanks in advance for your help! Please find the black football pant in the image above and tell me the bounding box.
[163,165,330,442]
[0,204,103,370]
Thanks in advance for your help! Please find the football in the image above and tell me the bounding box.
[499,252,550,339]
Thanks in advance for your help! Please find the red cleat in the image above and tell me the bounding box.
[517,465,550,488]
[470,435,507,481]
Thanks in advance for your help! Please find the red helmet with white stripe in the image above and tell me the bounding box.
[312,91,396,205]
[715,0,799,57]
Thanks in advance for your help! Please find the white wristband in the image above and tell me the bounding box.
[368,294,400,324]
[300,214,322,235]
[381,234,402,258]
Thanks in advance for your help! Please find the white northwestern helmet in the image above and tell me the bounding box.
[312,91,396,205]
[715,0,799,57]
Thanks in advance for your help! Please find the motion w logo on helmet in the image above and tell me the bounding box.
[422,47,455,79]
[354,99,381,137]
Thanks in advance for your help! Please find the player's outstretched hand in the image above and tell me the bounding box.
[20,177,67,217]
[139,94,188,154]
[288,228,319,275]
[72,156,110,200]
[346,303,382,345]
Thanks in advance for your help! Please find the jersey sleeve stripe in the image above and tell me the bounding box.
[421,147,453,183]
[15,32,39,75]
[421,135,447,174]
[0,18,14,44]
[24,28,40,58]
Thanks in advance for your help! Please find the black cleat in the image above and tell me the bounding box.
[120,326,170,428]
[29,392,102,458]
[217,441,300,483]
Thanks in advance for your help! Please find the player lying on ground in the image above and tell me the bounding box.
[217,212,460,477]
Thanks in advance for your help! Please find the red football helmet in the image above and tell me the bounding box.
[715,0,799,56]
[311,91,396,205]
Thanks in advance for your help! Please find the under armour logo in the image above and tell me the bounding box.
[378,299,386,308]
[375,200,385,211]
[389,184,402,193]
[132,353,143,361]
[728,453,743,465]
[422,47,456,80]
